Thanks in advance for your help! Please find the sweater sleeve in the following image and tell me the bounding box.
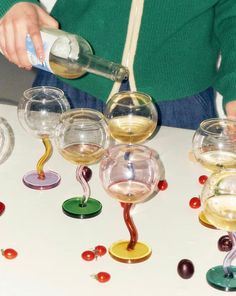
[0,1,39,18]
[213,0,236,106]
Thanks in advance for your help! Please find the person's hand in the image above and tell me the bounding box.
[0,2,58,69]
[225,100,236,120]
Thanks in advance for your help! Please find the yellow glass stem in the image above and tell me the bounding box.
[36,136,53,180]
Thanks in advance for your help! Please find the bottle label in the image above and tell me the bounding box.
[26,31,57,73]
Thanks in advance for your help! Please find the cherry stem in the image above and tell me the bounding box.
[76,165,90,206]
[123,203,138,250]
[36,136,52,180]
[223,232,236,278]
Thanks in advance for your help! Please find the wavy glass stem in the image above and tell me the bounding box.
[36,136,52,180]
[76,165,90,207]
[123,203,138,250]
[223,232,236,277]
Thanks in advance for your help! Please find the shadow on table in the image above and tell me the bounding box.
[0,97,18,106]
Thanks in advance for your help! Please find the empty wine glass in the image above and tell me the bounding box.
[18,86,70,190]
[99,144,161,263]
[192,118,236,228]
[201,169,236,291]
[55,108,110,218]
[0,117,14,211]
[0,117,14,165]
[105,91,158,144]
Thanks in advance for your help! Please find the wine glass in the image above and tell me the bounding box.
[105,91,158,144]
[192,118,236,228]
[17,86,70,190]
[55,108,109,219]
[0,117,14,165]
[201,169,236,291]
[0,117,14,211]
[99,144,161,263]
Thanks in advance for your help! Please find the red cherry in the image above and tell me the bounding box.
[94,245,107,257]
[157,180,168,191]
[94,271,111,283]
[0,201,5,215]
[81,250,95,261]
[2,248,18,259]
[189,197,201,209]
[82,166,92,182]
[198,175,208,185]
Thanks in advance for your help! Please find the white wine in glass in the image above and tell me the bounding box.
[105,91,158,144]
[193,118,236,171]
[55,108,109,218]
[192,118,236,228]
[60,143,105,165]
[201,169,236,291]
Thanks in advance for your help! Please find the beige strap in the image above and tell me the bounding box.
[108,0,144,101]
[39,0,57,12]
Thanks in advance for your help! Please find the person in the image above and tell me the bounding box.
[0,1,236,129]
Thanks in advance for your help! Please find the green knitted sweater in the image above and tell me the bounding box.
[1,1,236,106]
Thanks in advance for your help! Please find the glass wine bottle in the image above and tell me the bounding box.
[26,27,129,82]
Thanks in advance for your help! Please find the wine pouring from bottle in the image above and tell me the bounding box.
[24,27,129,82]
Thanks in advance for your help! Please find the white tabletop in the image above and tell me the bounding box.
[0,104,225,296]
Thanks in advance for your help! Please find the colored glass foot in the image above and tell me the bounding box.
[198,211,217,229]
[23,170,61,190]
[109,240,151,263]
[62,197,102,219]
[207,265,236,291]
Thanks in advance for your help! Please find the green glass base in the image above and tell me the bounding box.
[62,196,102,219]
[207,265,236,291]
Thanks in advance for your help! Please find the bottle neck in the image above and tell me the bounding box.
[77,53,129,82]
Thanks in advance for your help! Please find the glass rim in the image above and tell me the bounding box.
[60,108,106,122]
[23,86,65,100]
[201,169,236,199]
[210,168,236,175]
[103,143,159,160]
[107,91,153,107]
[199,117,236,134]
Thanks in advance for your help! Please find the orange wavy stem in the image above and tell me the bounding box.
[36,136,53,180]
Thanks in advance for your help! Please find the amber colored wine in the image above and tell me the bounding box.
[60,143,105,165]
[197,150,236,171]
[204,194,236,231]
[49,54,85,79]
[108,115,156,144]
[107,180,151,203]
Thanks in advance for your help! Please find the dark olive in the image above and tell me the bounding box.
[177,259,194,279]
[218,235,232,252]
[82,166,92,182]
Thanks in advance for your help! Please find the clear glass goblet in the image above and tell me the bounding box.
[55,108,110,219]
[17,86,70,190]
[99,144,161,263]
[201,169,236,291]
[192,118,236,228]
[0,117,14,165]
[0,117,14,210]
[105,91,158,144]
